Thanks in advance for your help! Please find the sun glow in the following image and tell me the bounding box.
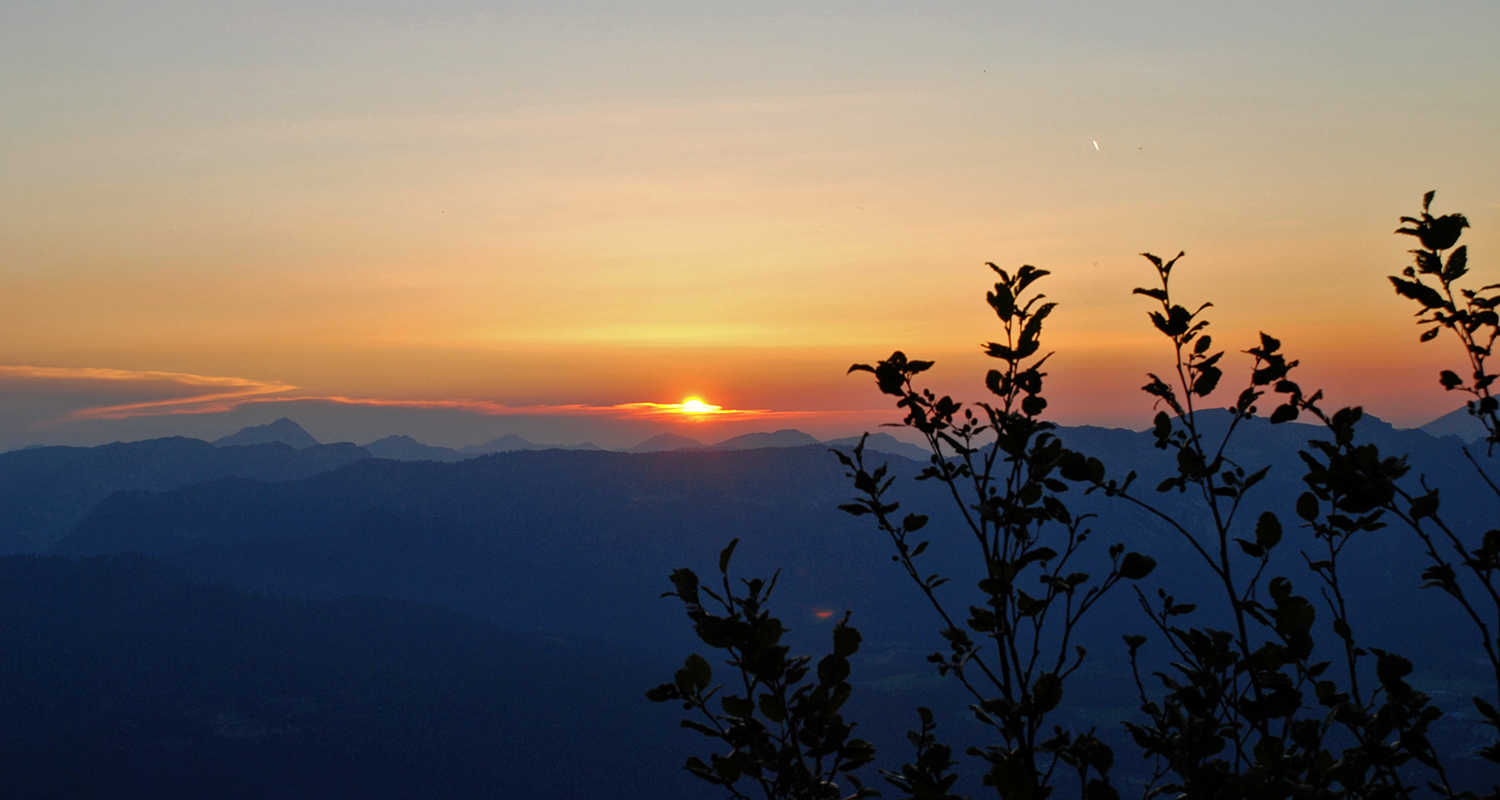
[679,398,721,415]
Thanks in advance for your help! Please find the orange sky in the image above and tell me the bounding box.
[1,2,1497,449]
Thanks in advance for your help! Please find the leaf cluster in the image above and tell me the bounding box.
[648,539,877,800]
[841,265,1155,800]
[651,191,1500,800]
[1390,191,1500,452]
[1093,251,1464,798]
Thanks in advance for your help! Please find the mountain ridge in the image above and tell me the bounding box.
[214,418,321,449]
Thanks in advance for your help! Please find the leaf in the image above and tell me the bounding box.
[1444,245,1469,281]
[988,283,1016,321]
[1474,696,1500,725]
[1033,672,1063,713]
[833,621,863,658]
[718,539,739,574]
[1375,649,1414,691]
[1422,212,1470,250]
[1015,264,1051,292]
[684,654,712,692]
[1389,276,1449,311]
[1192,365,1222,397]
[986,369,1007,396]
[818,654,851,686]
[1119,552,1156,580]
[1409,490,1440,519]
[720,694,754,718]
[667,568,701,605]
[1296,492,1319,522]
[984,341,1017,360]
[1153,411,1172,440]
[1256,512,1283,549]
[1017,302,1056,357]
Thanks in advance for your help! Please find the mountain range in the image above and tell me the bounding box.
[0,437,368,554]
[206,417,932,462]
[0,419,930,556]
[5,408,1499,794]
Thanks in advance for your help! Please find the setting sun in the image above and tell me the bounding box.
[679,399,721,415]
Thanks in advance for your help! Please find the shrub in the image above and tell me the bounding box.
[653,194,1500,799]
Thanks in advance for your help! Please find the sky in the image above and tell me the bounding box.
[2,1,1498,449]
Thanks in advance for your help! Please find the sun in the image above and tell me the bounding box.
[679,398,721,414]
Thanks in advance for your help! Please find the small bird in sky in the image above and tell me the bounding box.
[1093,140,1099,151]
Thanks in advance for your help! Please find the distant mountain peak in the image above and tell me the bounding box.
[460,434,540,454]
[370,434,420,445]
[459,434,600,454]
[625,433,706,453]
[213,418,320,449]
[1419,406,1485,442]
[824,432,931,462]
[709,429,822,451]
[361,435,469,463]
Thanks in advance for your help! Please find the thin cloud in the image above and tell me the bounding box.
[0,365,297,420]
[250,395,833,421]
[1,365,882,424]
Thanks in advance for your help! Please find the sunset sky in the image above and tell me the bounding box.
[2,1,1498,449]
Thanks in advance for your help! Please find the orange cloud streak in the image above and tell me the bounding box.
[0,365,298,420]
[1,365,875,423]
[249,395,833,421]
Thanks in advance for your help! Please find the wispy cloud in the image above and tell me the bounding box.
[249,395,831,421]
[0,366,297,420]
[0,365,873,424]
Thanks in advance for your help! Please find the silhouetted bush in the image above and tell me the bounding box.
[655,194,1500,799]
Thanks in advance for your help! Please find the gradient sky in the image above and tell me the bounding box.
[2,1,1498,449]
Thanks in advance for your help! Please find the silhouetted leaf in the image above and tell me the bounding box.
[718,539,739,574]
[1270,403,1299,424]
[1296,492,1319,521]
[1389,276,1448,310]
[833,621,862,658]
[1409,491,1439,519]
[684,654,712,692]
[1119,552,1156,580]
[1034,672,1063,713]
[818,654,850,686]
[1256,512,1282,549]
[721,695,754,718]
